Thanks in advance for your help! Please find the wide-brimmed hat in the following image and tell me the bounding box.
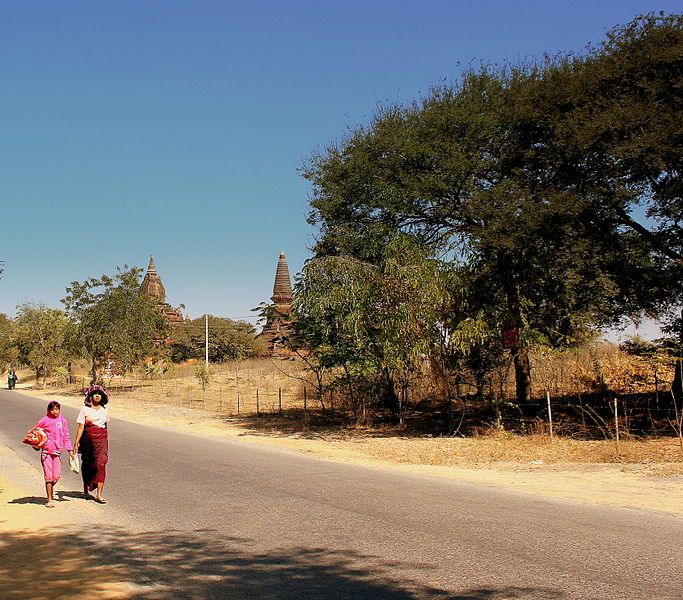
[83,384,109,406]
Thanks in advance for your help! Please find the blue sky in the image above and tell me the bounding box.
[0,1,678,334]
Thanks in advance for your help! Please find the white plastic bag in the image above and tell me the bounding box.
[69,454,80,474]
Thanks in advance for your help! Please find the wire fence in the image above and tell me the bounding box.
[38,372,321,418]
[21,347,683,440]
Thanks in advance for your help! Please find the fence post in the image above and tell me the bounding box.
[614,397,620,457]
[578,393,586,431]
[546,390,554,440]
[278,387,282,415]
[303,386,307,421]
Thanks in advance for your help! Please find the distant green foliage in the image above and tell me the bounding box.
[170,316,263,363]
[14,303,75,386]
[0,313,19,370]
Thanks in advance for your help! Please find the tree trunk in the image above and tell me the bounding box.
[342,363,357,420]
[499,251,532,405]
[382,367,400,419]
[513,345,531,404]
[90,356,98,385]
[672,307,683,405]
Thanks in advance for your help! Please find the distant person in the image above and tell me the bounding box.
[7,369,17,389]
[74,385,110,504]
[34,401,75,508]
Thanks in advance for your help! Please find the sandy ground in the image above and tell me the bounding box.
[1,386,681,599]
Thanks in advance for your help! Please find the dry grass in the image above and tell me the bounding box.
[333,431,682,468]
[230,414,683,470]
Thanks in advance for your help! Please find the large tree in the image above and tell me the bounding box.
[303,14,682,404]
[509,13,683,396]
[62,266,170,383]
[303,70,611,403]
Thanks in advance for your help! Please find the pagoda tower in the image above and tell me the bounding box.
[140,256,184,327]
[263,252,294,356]
[140,256,166,302]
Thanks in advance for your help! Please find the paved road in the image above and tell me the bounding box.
[1,389,680,599]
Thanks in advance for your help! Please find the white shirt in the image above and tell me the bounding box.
[76,405,109,429]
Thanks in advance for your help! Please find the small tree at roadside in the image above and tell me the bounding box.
[62,266,170,383]
[194,361,211,399]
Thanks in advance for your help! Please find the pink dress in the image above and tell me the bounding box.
[36,414,73,455]
[35,414,73,482]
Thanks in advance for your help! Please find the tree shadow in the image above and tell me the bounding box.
[221,411,441,441]
[0,525,564,600]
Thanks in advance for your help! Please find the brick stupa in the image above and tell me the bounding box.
[263,252,294,357]
[140,256,185,327]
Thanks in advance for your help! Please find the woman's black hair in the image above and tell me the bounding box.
[47,401,61,411]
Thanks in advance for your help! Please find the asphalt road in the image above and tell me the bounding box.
[1,389,681,599]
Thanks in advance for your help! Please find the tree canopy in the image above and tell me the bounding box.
[301,13,682,407]
[62,266,170,382]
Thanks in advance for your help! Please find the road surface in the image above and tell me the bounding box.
[1,389,680,599]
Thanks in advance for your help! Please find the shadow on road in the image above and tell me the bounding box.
[0,525,564,599]
[7,495,45,505]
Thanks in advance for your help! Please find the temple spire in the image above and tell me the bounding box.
[140,255,166,303]
[263,252,295,357]
[271,252,293,302]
